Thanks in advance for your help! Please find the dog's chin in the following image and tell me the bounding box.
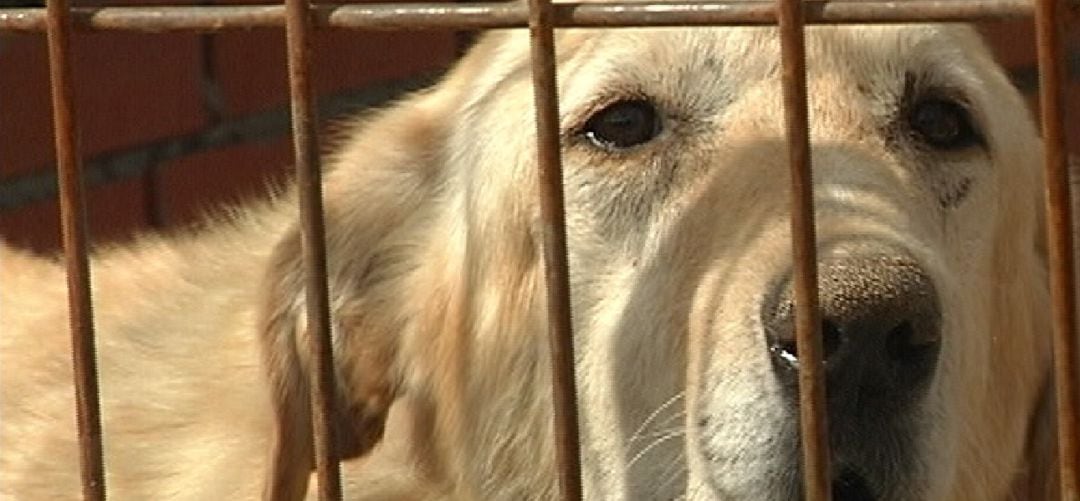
[731,465,881,501]
[698,424,929,501]
[701,461,921,501]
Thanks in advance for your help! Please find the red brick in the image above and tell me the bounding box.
[157,138,293,226]
[211,29,456,116]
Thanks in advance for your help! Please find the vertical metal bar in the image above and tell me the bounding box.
[44,0,106,499]
[1034,0,1080,498]
[777,0,831,499]
[283,0,343,499]
[525,0,584,499]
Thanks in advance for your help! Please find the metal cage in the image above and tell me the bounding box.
[0,1,1077,500]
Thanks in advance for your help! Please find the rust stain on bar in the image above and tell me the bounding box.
[283,0,343,499]
[777,0,830,500]
[525,0,584,498]
[0,1,1054,33]
[44,0,106,499]
[1034,0,1080,498]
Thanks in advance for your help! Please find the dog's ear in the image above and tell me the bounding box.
[259,224,404,500]
[1010,375,1058,500]
[1014,156,1080,500]
[255,90,453,500]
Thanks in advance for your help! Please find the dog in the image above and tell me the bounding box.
[0,15,1062,501]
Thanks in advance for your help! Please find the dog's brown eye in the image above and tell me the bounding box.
[582,99,661,150]
[907,98,981,150]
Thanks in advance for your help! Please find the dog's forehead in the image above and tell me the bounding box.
[526,23,995,131]
[457,23,997,138]
[470,24,968,87]
[556,24,977,82]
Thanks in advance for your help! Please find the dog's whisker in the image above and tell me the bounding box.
[628,429,685,469]
[633,416,687,442]
[628,392,685,444]
[654,454,688,497]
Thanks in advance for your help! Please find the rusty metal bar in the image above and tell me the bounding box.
[777,0,830,500]
[1034,0,1080,498]
[283,0,343,499]
[525,0,584,498]
[1,0,1067,33]
[44,0,106,499]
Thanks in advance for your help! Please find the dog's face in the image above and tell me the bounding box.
[440,24,1049,500]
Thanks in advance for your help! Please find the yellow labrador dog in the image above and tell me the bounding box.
[0,17,1058,501]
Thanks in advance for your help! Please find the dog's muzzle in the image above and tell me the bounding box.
[760,254,942,499]
[762,254,941,414]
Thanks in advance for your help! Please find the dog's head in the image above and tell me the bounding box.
[261,22,1052,501]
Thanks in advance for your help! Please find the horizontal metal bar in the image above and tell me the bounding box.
[0,1,1064,33]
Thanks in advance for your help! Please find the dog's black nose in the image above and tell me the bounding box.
[762,256,941,414]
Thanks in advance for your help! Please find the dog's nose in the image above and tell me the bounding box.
[761,256,941,412]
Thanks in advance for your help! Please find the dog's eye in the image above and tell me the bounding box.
[907,98,981,150]
[582,99,661,150]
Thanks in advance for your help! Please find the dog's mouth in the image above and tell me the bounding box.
[791,467,877,501]
[830,467,877,501]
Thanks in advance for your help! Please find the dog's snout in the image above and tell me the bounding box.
[762,256,942,412]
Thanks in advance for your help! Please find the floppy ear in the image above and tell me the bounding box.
[254,90,452,500]
[258,225,404,500]
[1010,376,1058,499]
[1012,155,1080,500]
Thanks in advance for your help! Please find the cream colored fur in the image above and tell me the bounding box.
[0,19,1061,501]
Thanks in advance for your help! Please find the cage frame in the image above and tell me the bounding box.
[2,1,1077,500]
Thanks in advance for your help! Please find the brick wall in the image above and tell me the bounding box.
[0,1,459,251]
[0,12,1077,253]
